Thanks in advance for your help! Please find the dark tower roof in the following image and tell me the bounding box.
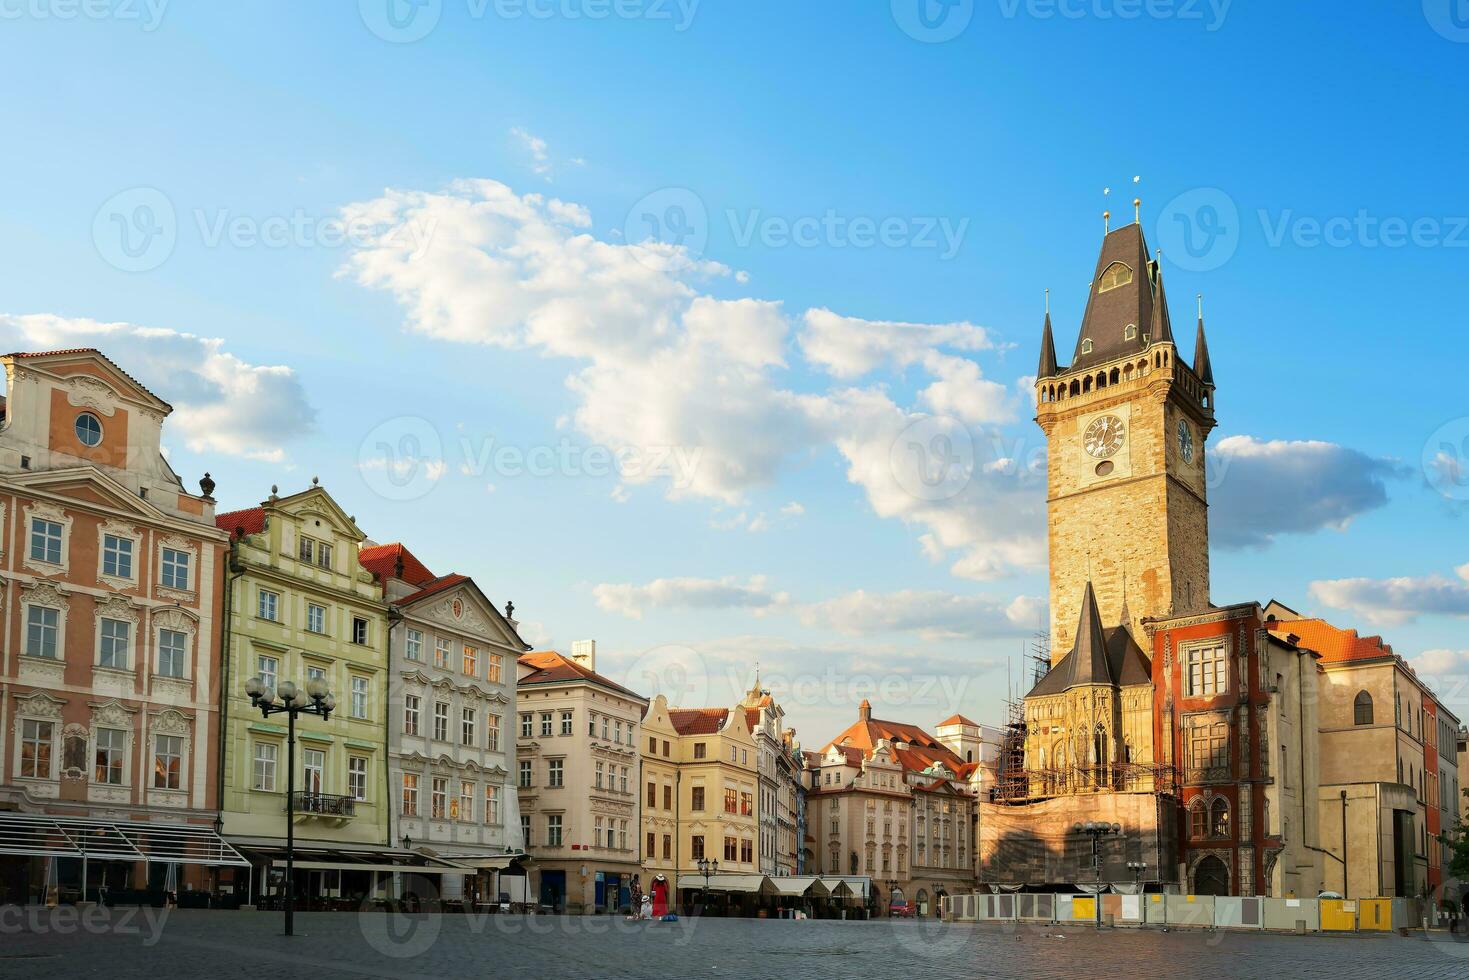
[1193,311,1215,386]
[1037,312,1058,378]
[1070,222,1174,372]
[1025,580,1153,697]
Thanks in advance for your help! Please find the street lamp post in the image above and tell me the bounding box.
[245,674,335,937]
[1126,861,1146,924]
[696,857,719,915]
[1074,821,1121,929]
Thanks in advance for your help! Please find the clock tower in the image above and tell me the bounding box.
[1035,214,1216,662]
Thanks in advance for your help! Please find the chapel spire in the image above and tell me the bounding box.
[1193,295,1215,387]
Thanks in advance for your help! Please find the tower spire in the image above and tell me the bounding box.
[1038,294,1058,379]
[1194,294,1215,386]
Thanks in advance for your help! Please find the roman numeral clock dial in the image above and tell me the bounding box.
[1083,414,1125,459]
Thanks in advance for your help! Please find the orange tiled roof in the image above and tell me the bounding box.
[669,707,730,736]
[1266,617,1395,664]
[937,713,978,728]
[401,573,471,605]
[358,542,436,587]
[216,507,265,536]
[822,711,965,775]
[744,707,760,732]
[519,650,645,702]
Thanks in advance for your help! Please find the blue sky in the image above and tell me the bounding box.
[3,2,1468,740]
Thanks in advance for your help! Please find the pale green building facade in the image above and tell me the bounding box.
[215,484,391,902]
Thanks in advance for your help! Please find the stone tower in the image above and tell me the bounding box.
[1035,216,1216,661]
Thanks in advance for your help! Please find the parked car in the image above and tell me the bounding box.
[889,902,915,918]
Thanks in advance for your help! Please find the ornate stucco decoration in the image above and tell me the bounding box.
[65,376,120,416]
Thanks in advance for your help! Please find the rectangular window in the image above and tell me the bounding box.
[725,788,738,814]
[518,760,532,788]
[306,665,326,684]
[560,711,573,736]
[663,785,672,810]
[350,676,369,719]
[303,748,325,794]
[404,695,421,736]
[548,759,564,788]
[649,736,657,753]
[588,715,597,737]
[157,629,186,678]
[434,637,450,668]
[25,606,59,659]
[257,589,279,621]
[1187,720,1231,772]
[306,603,326,634]
[30,519,62,564]
[741,839,753,863]
[317,542,332,570]
[401,773,419,816]
[691,786,705,811]
[620,766,628,794]
[463,645,478,676]
[405,628,423,661]
[614,720,622,744]
[693,743,707,760]
[348,756,368,801]
[459,781,475,822]
[547,815,563,847]
[431,777,448,819]
[724,836,737,862]
[20,719,53,778]
[520,713,533,739]
[521,814,531,848]
[99,618,130,669]
[102,534,133,579]
[741,791,753,817]
[1185,644,1229,697]
[601,717,608,741]
[461,706,477,746]
[258,655,278,692]
[299,537,314,564]
[647,781,656,807]
[647,831,656,858]
[488,653,502,684]
[691,835,705,861]
[541,713,553,737]
[433,702,449,742]
[161,548,190,591]
[487,713,501,753]
[484,785,499,825]
[352,617,369,645]
[253,742,278,792]
[595,761,604,789]
[662,834,671,860]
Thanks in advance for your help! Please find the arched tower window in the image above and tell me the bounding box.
[1097,262,1133,293]
[1188,797,1206,839]
[1353,691,1373,726]
[1210,798,1230,838]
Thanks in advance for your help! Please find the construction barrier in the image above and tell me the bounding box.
[1260,897,1321,932]
[1357,899,1391,931]
[1214,896,1263,929]
[1320,899,1357,931]
[953,892,1420,934]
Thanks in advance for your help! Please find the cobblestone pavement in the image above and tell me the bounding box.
[3,908,1468,979]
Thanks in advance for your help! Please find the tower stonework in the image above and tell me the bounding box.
[1035,220,1216,662]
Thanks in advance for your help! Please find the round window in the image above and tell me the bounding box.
[75,412,103,447]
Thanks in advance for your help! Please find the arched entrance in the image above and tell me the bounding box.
[1194,855,1230,896]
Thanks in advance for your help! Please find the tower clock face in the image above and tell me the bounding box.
[1178,420,1195,463]
[1083,415,1125,459]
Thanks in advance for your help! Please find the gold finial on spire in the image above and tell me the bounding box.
[1197,293,1204,319]
[1134,198,1141,224]
[1045,288,1050,314]
[1103,210,1111,233]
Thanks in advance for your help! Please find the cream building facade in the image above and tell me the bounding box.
[516,641,645,913]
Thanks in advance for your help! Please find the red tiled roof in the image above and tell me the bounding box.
[1266,617,1392,664]
[669,708,730,736]
[358,542,436,586]
[518,650,646,702]
[822,710,966,775]
[937,713,978,728]
[216,507,265,537]
[744,707,760,732]
[401,573,471,605]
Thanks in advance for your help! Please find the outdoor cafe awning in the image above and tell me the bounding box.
[703,873,777,895]
[0,812,248,867]
[768,876,829,898]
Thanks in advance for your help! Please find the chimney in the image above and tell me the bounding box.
[571,639,596,671]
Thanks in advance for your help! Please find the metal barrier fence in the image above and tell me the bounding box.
[945,892,1425,933]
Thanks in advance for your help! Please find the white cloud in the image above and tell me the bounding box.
[780,501,805,517]
[593,575,788,620]
[798,308,998,380]
[1411,648,1469,676]
[797,588,1043,642]
[511,127,552,179]
[1309,562,1469,627]
[1210,435,1402,548]
[0,313,314,463]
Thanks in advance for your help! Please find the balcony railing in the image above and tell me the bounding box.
[291,792,357,818]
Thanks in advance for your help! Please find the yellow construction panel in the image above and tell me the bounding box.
[1072,897,1096,920]
[1358,899,1391,931]
[1320,899,1356,931]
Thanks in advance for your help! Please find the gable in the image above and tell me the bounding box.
[404,578,526,651]
[5,467,168,521]
[7,350,171,413]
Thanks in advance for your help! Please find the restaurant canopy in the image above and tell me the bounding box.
[0,813,248,867]
[702,873,778,895]
[768,876,830,898]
